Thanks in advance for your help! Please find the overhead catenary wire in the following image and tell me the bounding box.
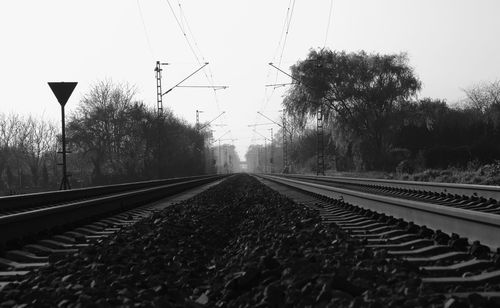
[256,0,297,125]
[277,0,296,68]
[253,0,298,145]
[164,0,225,126]
[178,7,225,117]
[270,0,294,63]
[165,0,201,64]
[136,0,155,59]
[324,0,334,47]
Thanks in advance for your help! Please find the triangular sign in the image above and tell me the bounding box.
[48,82,77,106]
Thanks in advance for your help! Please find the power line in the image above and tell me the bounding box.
[136,0,155,58]
[165,0,224,118]
[261,0,297,113]
[271,0,293,62]
[165,0,202,65]
[324,0,334,47]
[278,0,296,68]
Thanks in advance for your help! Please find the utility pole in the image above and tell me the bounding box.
[198,111,226,173]
[282,109,289,173]
[225,146,228,174]
[196,109,203,130]
[317,107,325,175]
[253,129,270,173]
[269,62,325,174]
[198,111,226,131]
[155,61,168,178]
[211,130,230,174]
[155,61,168,114]
[155,61,226,178]
[264,139,267,173]
[218,139,222,173]
[219,138,236,174]
[257,111,292,174]
[269,128,273,173]
[252,137,266,173]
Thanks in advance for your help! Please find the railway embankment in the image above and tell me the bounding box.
[1,174,493,307]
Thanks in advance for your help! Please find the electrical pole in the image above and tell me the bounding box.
[155,61,224,178]
[317,107,325,175]
[155,61,168,178]
[253,129,270,173]
[268,62,325,174]
[269,128,273,173]
[219,138,236,174]
[282,110,289,173]
[218,139,222,174]
[211,130,230,174]
[198,111,225,173]
[155,61,166,114]
[257,111,293,174]
[264,139,267,173]
[225,146,228,174]
[196,109,203,130]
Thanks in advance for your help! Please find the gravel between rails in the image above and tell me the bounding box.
[0,174,492,307]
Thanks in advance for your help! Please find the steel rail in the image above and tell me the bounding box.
[259,174,500,249]
[280,174,500,200]
[0,175,226,245]
[0,174,220,214]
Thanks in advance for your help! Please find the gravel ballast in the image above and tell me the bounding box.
[0,174,495,307]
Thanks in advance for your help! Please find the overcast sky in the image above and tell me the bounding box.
[1,0,499,159]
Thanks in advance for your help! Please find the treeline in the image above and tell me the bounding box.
[0,114,58,193]
[67,80,209,185]
[245,144,283,173]
[246,49,500,174]
[0,80,233,194]
[211,144,242,174]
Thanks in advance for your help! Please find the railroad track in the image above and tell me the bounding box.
[281,174,500,214]
[256,174,500,301]
[0,174,226,290]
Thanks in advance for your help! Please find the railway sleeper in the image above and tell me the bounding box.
[421,259,493,276]
[405,252,471,266]
[422,270,500,287]
[368,238,434,251]
[259,175,500,299]
[22,244,78,259]
[0,178,224,292]
[367,234,418,245]
[3,251,48,267]
[0,257,48,271]
[0,271,29,282]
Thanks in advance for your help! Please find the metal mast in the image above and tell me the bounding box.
[317,107,325,175]
[196,109,203,130]
[269,128,273,173]
[282,110,288,173]
[155,61,164,114]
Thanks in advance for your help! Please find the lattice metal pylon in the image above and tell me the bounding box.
[196,110,200,130]
[282,110,288,173]
[155,61,164,178]
[269,128,273,173]
[317,108,325,175]
[155,61,163,114]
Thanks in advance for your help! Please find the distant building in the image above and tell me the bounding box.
[240,161,248,172]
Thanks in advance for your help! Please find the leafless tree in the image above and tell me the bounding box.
[23,116,58,186]
[464,80,500,112]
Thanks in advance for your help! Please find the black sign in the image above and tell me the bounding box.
[48,82,77,106]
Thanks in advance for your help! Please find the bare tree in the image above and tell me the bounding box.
[464,80,500,113]
[24,116,58,186]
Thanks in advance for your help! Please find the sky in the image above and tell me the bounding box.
[1,0,500,160]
